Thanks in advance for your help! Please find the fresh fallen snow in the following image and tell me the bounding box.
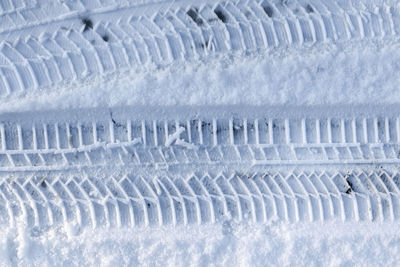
[2,221,400,266]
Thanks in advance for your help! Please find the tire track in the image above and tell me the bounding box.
[0,0,399,97]
[0,107,399,171]
[1,169,399,229]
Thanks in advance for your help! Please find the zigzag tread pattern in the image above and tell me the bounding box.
[0,114,399,170]
[2,170,400,229]
[0,0,399,97]
[0,0,165,28]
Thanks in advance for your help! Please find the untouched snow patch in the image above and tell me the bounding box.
[2,221,400,266]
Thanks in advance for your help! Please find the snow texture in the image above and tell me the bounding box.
[1,0,400,265]
[2,221,400,266]
[2,40,400,113]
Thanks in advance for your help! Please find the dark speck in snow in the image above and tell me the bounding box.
[82,18,93,32]
[346,180,354,194]
[263,6,274,18]
[214,10,227,23]
[187,8,204,26]
[306,4,314,13]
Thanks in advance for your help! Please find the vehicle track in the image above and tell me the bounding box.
[2,0,400,231]
[0,106,397,229]
[0,106,399,171]
[2,169,400,230]
[0,0,399,97]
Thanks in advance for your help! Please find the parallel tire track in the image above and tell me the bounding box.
[0,107,398,228]
[0,0,399,97]
[2,0,400,230]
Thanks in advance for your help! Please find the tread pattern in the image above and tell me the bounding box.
[2,169,400,229]
[0,115,399,170]
[0,0,399,97]
[2,0,400,230]
[0,0,163,32]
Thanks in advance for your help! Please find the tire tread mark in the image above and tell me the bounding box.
[0,115,399,168]
[2,0,398,97]
[1,170,400,228]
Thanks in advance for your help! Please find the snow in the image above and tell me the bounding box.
[2,40,400,265]
[2,0,400,265]
[2,39,400,113]
[2,221,400,266]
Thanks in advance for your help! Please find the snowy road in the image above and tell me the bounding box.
[1,0,400,265]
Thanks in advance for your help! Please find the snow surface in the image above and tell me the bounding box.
[3,221,400,266]
[2,0,400,265]
[0,38,398,266]
[2,39,400,113]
